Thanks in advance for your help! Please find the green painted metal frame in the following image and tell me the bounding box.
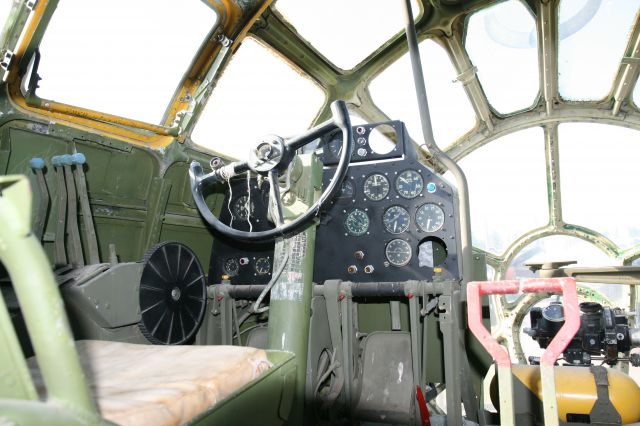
[0,174,102,425]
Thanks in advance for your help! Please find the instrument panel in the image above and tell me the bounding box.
[208,177,275,285]
[313,121,460,284]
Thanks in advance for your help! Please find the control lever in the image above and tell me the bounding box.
[51,155,68,266]
[28,157,49,242]
[61,155,84,267]
[71,153,99,264]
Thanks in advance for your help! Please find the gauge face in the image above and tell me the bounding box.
[232,195,255,221]
[385,239,412,267]
[383,205,410,234]
[344,208,370,236]
[338,180,355,198]
[326,137,342,158]
[223,258,239,277]
[255,257,271,275]
[396,170,424,199]
[363,173,390,201]
[416,203,445,232]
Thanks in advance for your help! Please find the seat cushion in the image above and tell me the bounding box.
[27,340,272,426]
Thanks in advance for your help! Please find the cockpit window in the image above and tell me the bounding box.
[459,127,547,254]
[191,38,324,160]
[369,39,477,148]
[559,123,640,249]
[276,0,419,70]
[558,0,640,101]
[36,0,217,124]
[465,0,539,114]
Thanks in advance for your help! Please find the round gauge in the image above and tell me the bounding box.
[255,257,271,275]
[383,205,410,234]
[416,203,445,232]
[396,170,424,199]
[338,180,355,198]
[385,239,412,267]
[344,208,370,236]
[223,258,239,277]
[232,195,255,221]
[363,173,390,201]
[326,136,342,158]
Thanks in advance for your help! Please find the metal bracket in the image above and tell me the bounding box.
[0,50,13,71]
[621,57,640,65]
[453,66,478,84]
[217,33,233,47]
[25,0,37,11]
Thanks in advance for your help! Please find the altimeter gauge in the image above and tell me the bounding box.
[223,258,239,277]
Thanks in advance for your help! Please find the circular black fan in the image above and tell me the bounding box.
[138,241,207,345]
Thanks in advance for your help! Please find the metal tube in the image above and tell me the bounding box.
[401,0,473,287]
[29,157,49,242]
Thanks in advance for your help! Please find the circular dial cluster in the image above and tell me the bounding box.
[415,203,445,232]
[232,195,255,221]
[344,208,370,236]
[383,206,410,234]
[396,170,423,199]
[385,239,412,266]
[255,257,271,275]
[363,173,389,201]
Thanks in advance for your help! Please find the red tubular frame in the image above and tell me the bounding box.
[466,277,580,367]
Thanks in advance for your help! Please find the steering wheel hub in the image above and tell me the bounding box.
[248,135,286,173]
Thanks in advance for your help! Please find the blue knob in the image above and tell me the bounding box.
[426,182,437,194]
[71,153,86,165]
[51,155,63,167]
[60,154,73,166]
[29,157,45,170]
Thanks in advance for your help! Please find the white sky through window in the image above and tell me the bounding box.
[276,0,419,70]
[37,0,216,124]
[369,39,477,148]
[559,123,640,249]
[465,0,540,114]
[558,0,640,100]
[191,38,324,160]
[458,127,548,255]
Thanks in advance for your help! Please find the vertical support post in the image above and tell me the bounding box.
[439,283,464,424]
[267,154,322,423]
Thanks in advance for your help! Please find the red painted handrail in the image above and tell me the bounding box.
[467,277,580,367]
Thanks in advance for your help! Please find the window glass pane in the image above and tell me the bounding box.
[369,39,476,149]
[459,127,547,254]
[276,0,419,70]
[192,38,324,160]
[559,123,640,248]
[465,0,539,114]
[558,0,640,100]
[37,0,216,124]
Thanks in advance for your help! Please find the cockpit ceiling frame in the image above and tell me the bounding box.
[2,0,272,149]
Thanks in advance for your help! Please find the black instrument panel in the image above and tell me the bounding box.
[313,121,460,284]
[208,178,275,285]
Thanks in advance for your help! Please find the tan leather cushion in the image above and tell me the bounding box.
[28,340,272,426]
